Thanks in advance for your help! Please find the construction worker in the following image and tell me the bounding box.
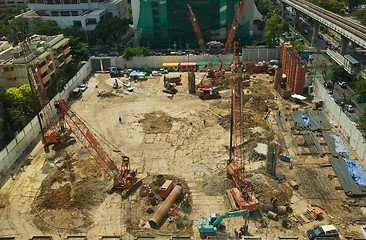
[10,171,14,180]
[119,116,122,123]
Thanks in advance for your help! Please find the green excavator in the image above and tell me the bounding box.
[197,210,249,237]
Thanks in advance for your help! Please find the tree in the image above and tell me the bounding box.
[354,9,366,25]
[122,47,149,60]
[7,16,30,44]
[5,85,35,129]
[62,26,87,42]
[346,0,363,10]
[91,17,131,46]
[309,0,345,15]
[255,0,275,15]
[264,12,284,48]
[31,18,61,36]
[291,40,304,54]
[352,74,366,98]
[68,36,89,63]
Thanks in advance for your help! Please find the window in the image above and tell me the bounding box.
[71,11,78,16]
[54,0,60,3]
[51,11,59,16]
[73,20,82,27]
[46,0,53,4]
[152,1,158,7]
[70,0,77,4]
[80,0,87,2]
[4,67,14,71]
[153,17,159,24]
[152,9,158,15]
[60,11,70,16]
[29,0,36,3]
[106,12,112,18]
[86,18,97,24]
[36,0,43,3]
[63,0,70,3]
[8,77,16,81]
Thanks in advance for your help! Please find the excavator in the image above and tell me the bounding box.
[54,100,141,198]
[163,75,178,94]
[197,210,249,237]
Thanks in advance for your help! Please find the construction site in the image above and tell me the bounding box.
[1,3,366,240]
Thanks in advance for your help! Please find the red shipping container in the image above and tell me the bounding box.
[159,180,174,198]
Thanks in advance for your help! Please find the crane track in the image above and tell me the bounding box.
[286,0,366,42]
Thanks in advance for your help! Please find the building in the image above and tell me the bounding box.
[0,0,27,9]
[21,0,129,31]
[132,0,262,49]
[0,34,72,88]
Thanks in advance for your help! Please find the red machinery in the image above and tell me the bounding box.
[18,33,71,145]
[54,100,139,196]
[227,42,258,210]
[215,1,244,79]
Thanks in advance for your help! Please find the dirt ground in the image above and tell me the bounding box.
[0,71,364,239]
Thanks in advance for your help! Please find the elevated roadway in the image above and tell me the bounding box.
[282,0,366,50]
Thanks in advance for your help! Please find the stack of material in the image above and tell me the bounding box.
[305,109,332,131]
[244,61,255,72]
[290,111,308,129]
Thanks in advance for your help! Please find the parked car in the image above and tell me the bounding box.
[307,225,339,240]
[318,34,324,39]
[345,104,355,113]
[159,68,169,74]
[152,71,162,76]
[79,84,87,92]
[326,40,332,45]
[108,51,119,57]
[304,29,309,34]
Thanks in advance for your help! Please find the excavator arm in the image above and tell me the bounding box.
[213,210,249,227]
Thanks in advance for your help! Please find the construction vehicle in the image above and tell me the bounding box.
[198,86,220,99]
[227,42,258,211]
[18,32,71,145]
[54,100,141,198]
[197,210,249,237]
[113,79,119,89]
[163,76,177,94]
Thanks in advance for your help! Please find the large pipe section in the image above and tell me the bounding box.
[149,185,183,228]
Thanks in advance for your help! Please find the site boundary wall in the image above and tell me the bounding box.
[0,61,92,173]
[242,48,281,64]
[313,78,366,162]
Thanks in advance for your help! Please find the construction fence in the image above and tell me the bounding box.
[0,61,92,174]
[313,78,366,162]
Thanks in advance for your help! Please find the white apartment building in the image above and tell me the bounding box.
[22,0,129,31]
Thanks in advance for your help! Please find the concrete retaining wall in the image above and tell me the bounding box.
[313,78,366,162]
[0,61,92,173]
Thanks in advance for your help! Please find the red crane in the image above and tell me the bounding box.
[54,100,140,197]
[186,4,213,75]
[227,42,258,211]
[18,32,71,145]
[215,1,245,79]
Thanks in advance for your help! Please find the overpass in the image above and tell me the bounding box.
[282,0,366,54]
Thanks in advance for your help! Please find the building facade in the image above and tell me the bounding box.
[132,0,262,49]
[23,0,129,31]
[0,0,27,9]
[0,34,72,88]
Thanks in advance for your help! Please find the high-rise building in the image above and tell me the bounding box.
[132,0,262,49]
[0,34,72,88]
[22,0,129,31]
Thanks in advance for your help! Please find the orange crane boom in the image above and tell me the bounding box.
[54,100,137,189]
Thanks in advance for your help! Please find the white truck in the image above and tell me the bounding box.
[307,225,339,239]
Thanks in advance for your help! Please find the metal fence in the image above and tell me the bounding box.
[313,78,366,162]
[0,61,92,173]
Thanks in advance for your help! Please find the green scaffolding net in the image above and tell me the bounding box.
[137,0,251,49]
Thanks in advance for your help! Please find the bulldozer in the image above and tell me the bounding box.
[163,76,177,94]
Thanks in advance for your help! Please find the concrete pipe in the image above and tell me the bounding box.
[261,204,274,213]
[148,192,157,206]
[289,180,299,190]
[139,185,149,197]
[277,206,287,215]
[149,185,183,228]
[267,211,278,220]
[157,175,165,186]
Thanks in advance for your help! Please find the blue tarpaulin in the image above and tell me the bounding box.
[302,115,311,127]
[330,133,351,156]
[344,158,366,187]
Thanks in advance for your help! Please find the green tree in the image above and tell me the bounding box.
[68,36,89,63]
[291,40,304,54]
[122,47,149,60]
[5,85,35,128]
[62,26,87,42]
[255,0,275,15]
[7,16,30,43]
[347,0,364,10]
[31,18,61,35]
[264,13,284,48]
[352,74,366,98]
[0,6,26,37]
[91,17,131,46]
[309,0,345,15]
[354,9,366,25]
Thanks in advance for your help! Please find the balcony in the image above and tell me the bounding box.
[56,61,65,68]
[63,47,70,55]
[2,70,16,79]
[38,64,49,74]
[55,52,63,59]
[65,55,72,64]
[42,73,51,84]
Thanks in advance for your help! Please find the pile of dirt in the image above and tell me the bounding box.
[97,90,117,98]
[218,114,231,130]
[139,111,178,134]
[201,170,231,196]
[251,171,292,206]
